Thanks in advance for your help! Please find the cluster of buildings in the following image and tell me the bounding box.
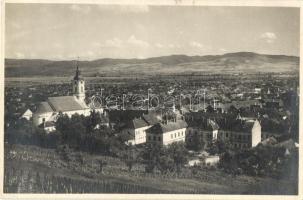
[23,68,263,150]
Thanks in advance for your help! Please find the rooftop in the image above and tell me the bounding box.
[146,120,187,134]
[48,96,88,112]
[36,101,54,114]
[126,118,149,129]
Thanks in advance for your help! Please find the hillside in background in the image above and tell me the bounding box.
[5,52,299,77]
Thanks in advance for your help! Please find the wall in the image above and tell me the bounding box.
[251,120,262,147]
[33,112,53,126]
[162,128,186,145]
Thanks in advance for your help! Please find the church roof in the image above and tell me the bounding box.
[36,102,54,114]
[48,96,88,112]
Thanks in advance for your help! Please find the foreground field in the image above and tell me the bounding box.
[4,144,297,194]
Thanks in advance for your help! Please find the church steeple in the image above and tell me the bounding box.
[74,59,83,81]
[72,58,85,101]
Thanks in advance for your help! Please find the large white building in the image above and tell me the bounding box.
[219,119,261,149]
[33,66,96,129]
[122,118,151,145]
[121,113,159,145]
[146,120,188,146]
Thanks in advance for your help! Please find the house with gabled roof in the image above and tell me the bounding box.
[219,119,261,149]
[186,115,219,148]
[120,112,160,145]
[20,108,33,120]
[146,120,187,146]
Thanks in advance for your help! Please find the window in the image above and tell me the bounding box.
[175,133,176,138]
[178,132,180,137]
[148,136,151,141]
[158,137,161,141]
[171,134,173,139]
[153,136,156,141]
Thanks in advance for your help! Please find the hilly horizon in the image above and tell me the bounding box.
[5,52,299,77]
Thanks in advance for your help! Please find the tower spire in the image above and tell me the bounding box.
[72,56,85,101]
[74,57,82,80]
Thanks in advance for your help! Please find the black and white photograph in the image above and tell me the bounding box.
[1,1,301,198]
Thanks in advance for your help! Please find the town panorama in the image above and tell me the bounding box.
[3,4,300,196]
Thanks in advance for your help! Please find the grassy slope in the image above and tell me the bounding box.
[4,144,298,194]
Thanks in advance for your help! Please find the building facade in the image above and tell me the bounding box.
[146,120,187,146]
[121,113,159,145]
[218,119,262,149]
[122,118,151,145]
[185,111,262,150]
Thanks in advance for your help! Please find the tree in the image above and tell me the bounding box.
[142,144,163,173]
[123,144,138,172]
[56,113,86,148]
[85,110,101,133]
[96,159,107,174]
[191,133,205,151]
[208,139,232,155]
[55,113,70,133]
[166,142,188,174]
[157,155,175,174]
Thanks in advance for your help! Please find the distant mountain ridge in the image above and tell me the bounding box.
[5,52,299,77]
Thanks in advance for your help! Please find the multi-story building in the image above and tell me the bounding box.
[120,113,159,145]
[186,119,219,147]
[122,118,151,145]
[185,111,262,149]
[219,119,262,149]
[146,120,187,146]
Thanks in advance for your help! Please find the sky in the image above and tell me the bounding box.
[5,4,300,60]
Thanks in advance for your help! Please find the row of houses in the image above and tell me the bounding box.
[185,111,261,149]
[117,108,261,149]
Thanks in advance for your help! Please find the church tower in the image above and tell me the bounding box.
[72,65,85,102]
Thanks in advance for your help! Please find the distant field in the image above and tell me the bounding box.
[4,144,298,194]
[5,76,152,87]
[5,53,299,77]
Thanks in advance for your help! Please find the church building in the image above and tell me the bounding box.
[33,66,96,130]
